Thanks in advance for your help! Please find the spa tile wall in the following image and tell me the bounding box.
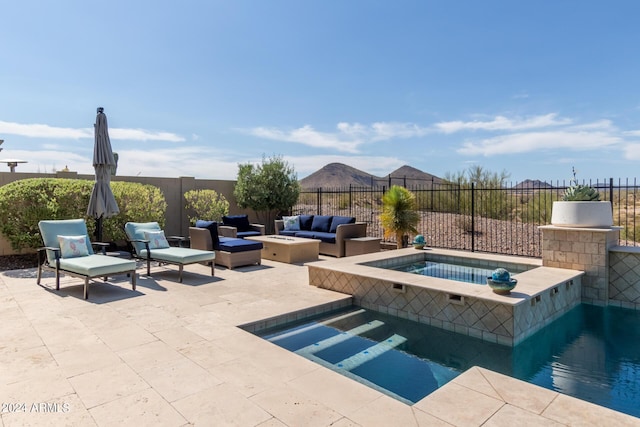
[609,249,640,310]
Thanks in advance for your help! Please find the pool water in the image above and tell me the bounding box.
[388,261,522,285]
[257,304,640,417]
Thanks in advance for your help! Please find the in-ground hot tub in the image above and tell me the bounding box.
[307,248,584,346]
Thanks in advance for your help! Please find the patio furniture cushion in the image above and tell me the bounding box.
[39,219,95,264]
[218,237,263,253]
[58,235,90,258]
[236,230,263,238]
[307,231,336,244]
[143,230,170,249]
[283,215,301,231]
[330,216,356,233]
[299,215,314,230]
[195,220,219,243]
[138,247,214,264]
[311,215,333,233]
[59,254,136,277]
[124,221,162,254]
[223,215,251,232]
[278,230,298,237]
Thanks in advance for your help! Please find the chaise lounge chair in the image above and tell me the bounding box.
[37,219,137,299]
[124,221,215,282]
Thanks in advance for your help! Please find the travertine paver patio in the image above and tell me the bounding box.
[1,256,638,426]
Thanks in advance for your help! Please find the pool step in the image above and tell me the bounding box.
[334,333,408,371]
[296,320,385,357]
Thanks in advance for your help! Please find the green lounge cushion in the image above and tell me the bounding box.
[58,254,136,277]
[138,247,214,264]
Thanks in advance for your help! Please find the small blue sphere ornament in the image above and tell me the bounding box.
[487,268,517,294]
[491,268,511,282]
[412,234,426,249]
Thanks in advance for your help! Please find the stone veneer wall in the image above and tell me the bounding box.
[308,265,581,346]
[608,247,640,310]
[540,226,620,305]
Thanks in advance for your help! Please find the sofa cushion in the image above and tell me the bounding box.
[195,220,220,247]
[309,232,336,244]
[299,215,314,231]
[279,230,298,237]
[218,237,263,253]
[283,215,300,231]
[294,231,316,240]
[223,215,250,232]
[329,216,355,233]
[311,215,332,233]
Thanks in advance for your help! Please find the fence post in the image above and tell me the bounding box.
[317,188,322,216]
[609,178,613,209]
[471,182,475,252]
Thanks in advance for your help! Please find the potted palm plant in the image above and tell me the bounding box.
[380,185,420,249]
[550,168,613,228]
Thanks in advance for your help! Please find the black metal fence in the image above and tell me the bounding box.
[291,178,639,258]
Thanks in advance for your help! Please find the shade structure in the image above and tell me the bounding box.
[87,107,119,241]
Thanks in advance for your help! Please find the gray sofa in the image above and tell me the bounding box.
[274,214,367,257]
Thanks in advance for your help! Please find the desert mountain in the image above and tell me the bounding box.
[513,179,553,190]
[299,163,442,188]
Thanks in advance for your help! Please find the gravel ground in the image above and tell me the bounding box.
[0,254,39,272]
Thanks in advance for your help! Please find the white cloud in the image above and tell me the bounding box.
[623,130,640,137]
[245,121,431,153]
[457,131,621,156]
[0,120,185,142]
[623,143,640,160]
[435,113,572,134]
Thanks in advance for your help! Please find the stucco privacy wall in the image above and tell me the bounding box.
[0,171,251,255]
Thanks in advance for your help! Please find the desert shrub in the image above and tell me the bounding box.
[184,189,229,224]
[0,178,166,251]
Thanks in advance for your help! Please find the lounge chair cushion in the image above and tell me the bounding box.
[311,215,333,233]
[218,237,263,253]
[124,221,162,254]
[58,235,90,258]
[330,216,356,233]
[39,219,95,264]
[222,215,251,232]
[59,254,136,277]
[299,215,314,230]
[138,247,214,264]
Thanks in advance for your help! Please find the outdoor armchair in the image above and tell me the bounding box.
[124,221,215,282]
[37,219,137,300]
[189,221,262,269]
[219,214,265,238]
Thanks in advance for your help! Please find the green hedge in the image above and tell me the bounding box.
[0,178,166,252]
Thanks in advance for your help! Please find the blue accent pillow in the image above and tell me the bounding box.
[299,215,314,230]
[311,215,332,233]
[195,220,220,249]
[330,216,355,233]
[223,215,250,232]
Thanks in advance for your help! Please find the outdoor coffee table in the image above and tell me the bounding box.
[245,235,319,264]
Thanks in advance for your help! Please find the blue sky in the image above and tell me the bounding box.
[1,1,639,183]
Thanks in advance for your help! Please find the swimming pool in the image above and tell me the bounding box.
[256,304,640,417]
[388,260,513,285]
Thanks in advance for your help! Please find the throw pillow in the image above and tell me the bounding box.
[299,214,314,230]
[283,215,300,231]
[57,235,89,258]
[144,230,170,249]
[311,215,332,233]
[329,216,356,233]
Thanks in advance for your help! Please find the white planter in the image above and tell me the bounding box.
[550,201,613,228]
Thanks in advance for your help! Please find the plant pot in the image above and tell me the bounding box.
[550,201,613,228]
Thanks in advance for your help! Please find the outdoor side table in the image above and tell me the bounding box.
[345,237,381,256]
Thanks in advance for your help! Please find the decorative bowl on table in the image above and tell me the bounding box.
[486,268,517,294]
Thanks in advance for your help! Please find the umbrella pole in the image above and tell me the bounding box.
[95,216,103,242]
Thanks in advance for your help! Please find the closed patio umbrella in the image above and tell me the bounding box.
[87,107,119,242]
